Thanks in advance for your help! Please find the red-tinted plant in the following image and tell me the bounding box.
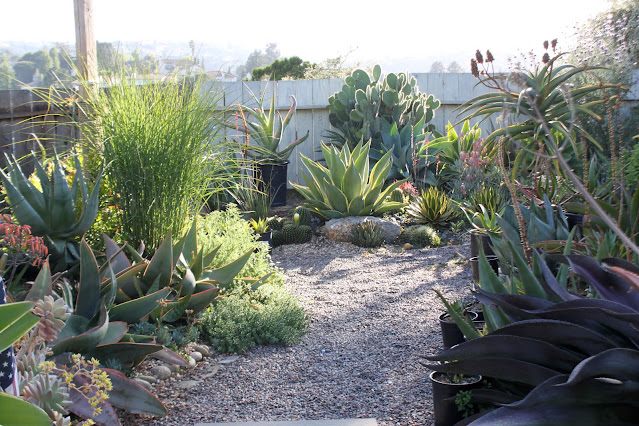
[0,214,48,288]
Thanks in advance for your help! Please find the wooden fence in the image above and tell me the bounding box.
[1,71,638,185]
[218,73,496,186]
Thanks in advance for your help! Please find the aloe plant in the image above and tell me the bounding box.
[102,217,270,324]
[291,141,405,219]
[234,83,309,164]
[0,151,102,271]
[424,252,639,423]
[405,187,459,227]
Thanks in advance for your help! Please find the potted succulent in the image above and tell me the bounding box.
[428,371,483,426]
[435,292,479,350]
[234,83,309,207]
[249,218,272,250]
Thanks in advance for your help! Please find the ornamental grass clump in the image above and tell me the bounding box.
[80,70,230,251]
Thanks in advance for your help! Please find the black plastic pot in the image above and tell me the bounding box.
[469,255,499,282]
[254,162,289,207]
[430,371,483,426]
[439,311,478,350]
[255,231,272,253]
[469,230,494,258]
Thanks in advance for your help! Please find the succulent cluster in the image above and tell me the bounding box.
[267,207,314,247]
[406,187,459,227]
[0,150,102,271]
[399,225,442,248]
[350,221,385,248]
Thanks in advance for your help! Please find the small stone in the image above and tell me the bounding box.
[201,365,221,379]
[163,363,178,373]
[186,356,197,369]
[133,378,153,391]
[190,351,203,362]
[217,355,240,364]
[192,344,212,357]
[404,243,412,250]
[137,374,157,384]
[150,365,172,380]
[176,380,200,389]
[324,216,401,243]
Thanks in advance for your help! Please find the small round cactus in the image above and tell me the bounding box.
[350,221,385,248]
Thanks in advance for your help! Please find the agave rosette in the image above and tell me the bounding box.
[292,141,405,219]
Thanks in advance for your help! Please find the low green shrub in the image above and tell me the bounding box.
[399,225,442,248]
[199,283,309,353]
[197,205,277,282]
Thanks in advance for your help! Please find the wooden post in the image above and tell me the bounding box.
[73,0,97,92]
[73,0,97,172]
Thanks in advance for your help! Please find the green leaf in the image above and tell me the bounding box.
[342,162,362,201]
[75,239,101,320]
[200,249,253,285]
[187,288,220,315]
[93,343,162,367]
[142,230,174,290]
[109,288,171,324]
[0,393,51,425]
[0,302,38,353]
[25,260,52,302]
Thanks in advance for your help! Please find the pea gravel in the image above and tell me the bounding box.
[133,235,474,426]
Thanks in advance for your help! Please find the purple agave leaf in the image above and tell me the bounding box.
[534,250,580,302]
[564,348,639,385]
[489,319,617,356]
[424,334,582,371]
[470,401,638,424]
[423,357,560,386]
[554,254,639,310]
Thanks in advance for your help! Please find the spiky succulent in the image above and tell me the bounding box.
[406,187,459,227]
[32,296,70,343]
[22,371,72,419]
[350,221,386,248]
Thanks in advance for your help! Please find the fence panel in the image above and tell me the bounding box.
[3,73,636,186]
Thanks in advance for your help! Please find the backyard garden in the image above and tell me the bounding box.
[1,12,639,425]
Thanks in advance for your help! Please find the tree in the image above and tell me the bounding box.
[251,56,312,81]
[237,43,281,80]
[446,61,464,73]
[430,61,445,73]
[13,61,36,83]
[0,55,16,89]
[265,43,280,63]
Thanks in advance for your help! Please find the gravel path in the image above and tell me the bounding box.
[137,236,474,426]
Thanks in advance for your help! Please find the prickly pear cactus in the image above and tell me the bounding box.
[327,64,440,151]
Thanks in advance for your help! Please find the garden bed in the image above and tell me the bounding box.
[129,235,473,426]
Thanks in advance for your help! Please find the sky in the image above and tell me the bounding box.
[1,0,613,71]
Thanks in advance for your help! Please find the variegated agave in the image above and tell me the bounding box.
[291,140,405,220]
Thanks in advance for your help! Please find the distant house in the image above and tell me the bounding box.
[206,70,238,82]
[159,58,205,75]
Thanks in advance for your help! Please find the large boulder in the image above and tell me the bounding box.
[323,216,401,243]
